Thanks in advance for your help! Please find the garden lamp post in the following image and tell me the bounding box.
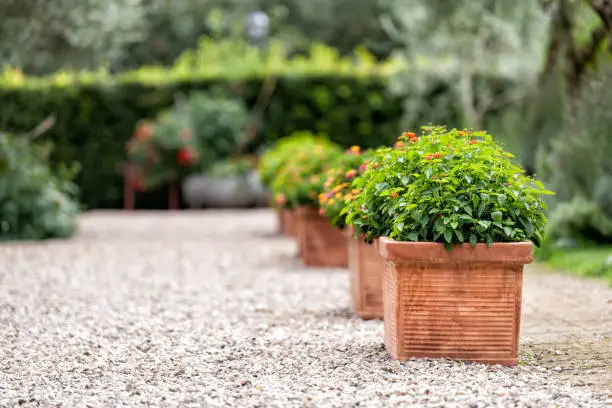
[245,10,270,50]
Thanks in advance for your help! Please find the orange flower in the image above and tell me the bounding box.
[390,191,399,199]
[345,169,358,179]
[434,152,442,159]
[275,193,287,205]
[134,124,152,140]
[319,208,325,216]
[394,141,405,149]
[469,140,478,145]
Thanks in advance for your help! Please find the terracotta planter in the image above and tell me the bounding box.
[346,228,384,319]
[276,208,285,234]
[296,206,348,267]
[281,209,298,238]
[378,238,533,366]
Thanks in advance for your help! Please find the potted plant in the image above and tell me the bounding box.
[127,92,249,209]
[345,126,553,365]
[126,112,200,208]
[270,136,345,266]
[319,146,384,319]
[259,132,322,236]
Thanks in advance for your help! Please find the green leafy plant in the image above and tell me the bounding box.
[269,133,343,209]
[0,133,80,240]
[345,126,554,248]
[318,146,371,229]
[207,157,253,178]
[126,92,248,191]
[258,131,324,188]
[126,112,199,191]
[186,92,248,167]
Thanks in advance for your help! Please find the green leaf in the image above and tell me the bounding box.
[444,230,452,243]
[454,229,464,242]
[491,211,502,222]
[497,194,507,206]
[469,234,478,247]
[477,220,491,230]
[407,232,419,241]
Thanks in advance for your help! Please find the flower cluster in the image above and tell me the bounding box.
[344,126,553,247]
[268,135,344,209]
[126,115,201,191]
[318,146,372,228]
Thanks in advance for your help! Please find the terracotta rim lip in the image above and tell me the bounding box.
[378,237,533,263]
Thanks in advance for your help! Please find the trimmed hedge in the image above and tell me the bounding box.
[0,43,404,208]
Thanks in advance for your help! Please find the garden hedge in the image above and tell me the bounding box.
[0,44,404,208]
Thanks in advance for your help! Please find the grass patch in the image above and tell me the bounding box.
[536,245,612,284]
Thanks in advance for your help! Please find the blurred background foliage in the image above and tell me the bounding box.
[1,0,612,267]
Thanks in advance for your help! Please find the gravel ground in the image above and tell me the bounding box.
[0,210,610,408]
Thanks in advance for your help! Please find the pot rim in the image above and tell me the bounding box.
[378,237,533,264]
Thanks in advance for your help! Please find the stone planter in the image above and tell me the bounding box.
[346,228,384,320]
[378,238,533,366]
[296,206,348,267]
[247,170,269,207]
[182,174,254,208]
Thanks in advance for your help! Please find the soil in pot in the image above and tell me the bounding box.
[296,207,348,267]
[378,238,533,366]
[346,229,384,319]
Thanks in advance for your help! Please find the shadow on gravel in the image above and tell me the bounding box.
[520,337,612,393]
[307,307,355,320]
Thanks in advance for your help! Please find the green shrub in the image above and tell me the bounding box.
[544,197,612,244]
[0,133,80,240]
[207,158,253,178]
[258,131,325,187]
[345,127,553,247]
[540,66,612,243]
[126,92,248,191]
[269,134,343,209]
[0,43,403,208]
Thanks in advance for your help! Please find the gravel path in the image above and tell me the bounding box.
[0,210,610,407]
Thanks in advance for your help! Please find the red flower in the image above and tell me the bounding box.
[176,147,198,166]
[434,152,442,159]
[319,208,325,216]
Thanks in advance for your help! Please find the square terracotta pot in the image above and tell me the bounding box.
[296,206,348,267]
[281,208,298,238]
[346,228,384,319]
[276,208,285,234]
[378,238,533,366]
